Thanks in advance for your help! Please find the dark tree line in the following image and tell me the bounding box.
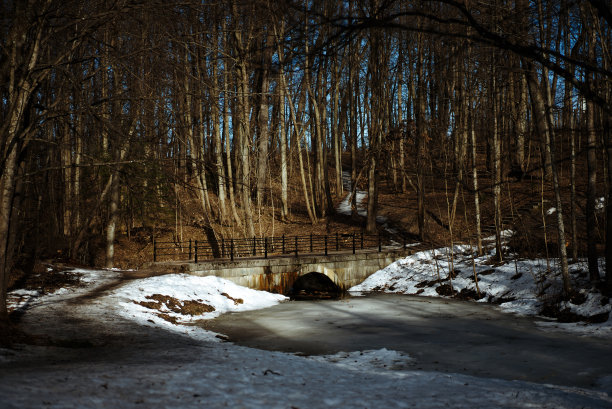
[1,0,610,320]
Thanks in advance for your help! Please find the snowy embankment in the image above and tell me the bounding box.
[111,274,286,341]
[350,242,612,337]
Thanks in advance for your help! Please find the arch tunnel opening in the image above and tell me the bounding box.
[289,272,344,300]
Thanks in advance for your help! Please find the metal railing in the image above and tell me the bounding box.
[153,232,405,263]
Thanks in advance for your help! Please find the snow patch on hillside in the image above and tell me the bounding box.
[350,245,612,337]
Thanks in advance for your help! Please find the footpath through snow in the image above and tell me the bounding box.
[1,240,612,408]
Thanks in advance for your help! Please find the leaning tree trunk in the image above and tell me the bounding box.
[276,54,316,224]
[0,4,48,322]
[222,46,242,227]
[0,146,20,322]
[526,65,572,295]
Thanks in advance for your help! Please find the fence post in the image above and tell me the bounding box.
[336,232,339,251]
[282,234,285,254]
[325,235,328,256]
[361,232,364,249]
[310,234,313,253]
[189,239,192,260]
[253,236,256,256]
[230,239,234,261]
[221,238,225,257]
[264,237,268,258]
[153,238,157,262]
[378,234,381,252]
[352,233,356,254]
[194,240,198,263]
[295,236,298,256]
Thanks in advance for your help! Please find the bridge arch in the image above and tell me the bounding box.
[289,271,342,300]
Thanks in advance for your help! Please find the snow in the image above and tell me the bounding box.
[336,170,395,232]
[2,248,612,407]
[350,245,612,338]
[108,274,286,342]
[336,190,367,217]
[307,348,414,373]
[114,274,286,320]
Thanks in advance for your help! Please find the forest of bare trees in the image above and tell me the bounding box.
[1,0,610,322]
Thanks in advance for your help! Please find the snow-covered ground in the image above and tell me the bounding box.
[336,170,367,218]
[111,274,286,342]
[2,240,612,407]
[337,170,394,231]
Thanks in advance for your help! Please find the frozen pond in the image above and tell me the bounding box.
[204,293,612,391]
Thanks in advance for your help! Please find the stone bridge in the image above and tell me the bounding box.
[143,247,417,294]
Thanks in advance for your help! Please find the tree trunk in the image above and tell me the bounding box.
[255,36,272,211]
[586,91,600,282]
[62,119,73,237]
[606,111,612,293]
[332,56,343,197]
[492,74,503,262]
[0,8,46,319]
[366,28,385,234]
[516,74,529,173]
[222,44,242,227]
[366,153,378,233]
[569,112,578,261]
[235,46,256,237]
[0,146,20,321]
[105,172,120,268]
[279,70,289,221]
[212,55,228,224]
[416,33,426,241]
[526,65,572,295]
[471,115,483,255]
[581,3,600,280]
[350,51,358,217]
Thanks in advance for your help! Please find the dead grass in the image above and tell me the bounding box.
[221,293,243,305]
[134,294,216,324]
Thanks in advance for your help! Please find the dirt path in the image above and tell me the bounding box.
[203,293,612,391]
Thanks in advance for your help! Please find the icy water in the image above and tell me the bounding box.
[204,293,612,391]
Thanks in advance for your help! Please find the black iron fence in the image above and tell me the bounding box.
[153,232,404,262]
